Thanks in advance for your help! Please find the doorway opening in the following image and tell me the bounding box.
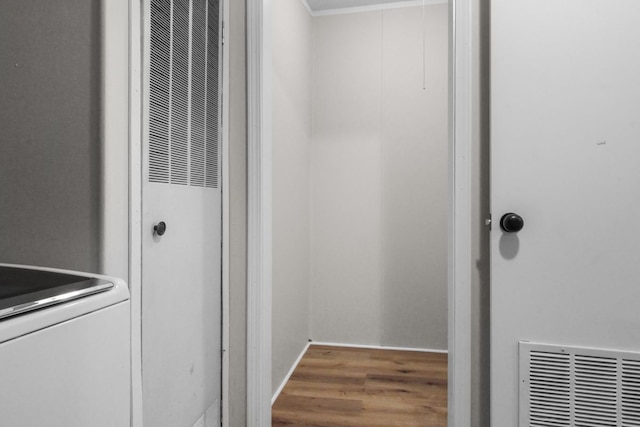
[270,1,449,425]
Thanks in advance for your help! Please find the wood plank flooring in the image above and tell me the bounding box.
[272,345,447,427]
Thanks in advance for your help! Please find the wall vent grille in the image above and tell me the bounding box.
[520,342,640,427]
[148,0,220,188]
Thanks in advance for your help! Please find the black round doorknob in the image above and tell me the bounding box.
[154,221,167,236]
[500,213,524,233]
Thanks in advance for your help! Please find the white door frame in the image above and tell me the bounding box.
[246,0,474,425]
[246,0,272,424]
[128,1,144,426]
[103,0,145,425]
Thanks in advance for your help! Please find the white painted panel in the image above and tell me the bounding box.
[491,1,640,425]
[141,1,222,426]
[0,302,130,427]
[271,0,313,394]
[142,185,221,427]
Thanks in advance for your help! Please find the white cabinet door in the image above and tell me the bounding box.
[141,1,222,426]
[491,1,640,425]
[0,303,130,427]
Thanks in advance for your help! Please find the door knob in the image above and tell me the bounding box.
[154,221,167,236]
[500,213,524,233]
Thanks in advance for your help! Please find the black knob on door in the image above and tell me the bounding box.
[154,221,167,236]
[500,213,524,233]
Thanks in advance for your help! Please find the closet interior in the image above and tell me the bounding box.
[271,0,449,424]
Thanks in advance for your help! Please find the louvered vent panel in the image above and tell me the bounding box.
[622,359,640,426]
[147,0,220,187]
[520,342,640,427]
[206,0,220,189]
[190,0,207,187]
[528,351,571,427]
[169,0,190,185]
[574,355,617,427]
[148,0,171,183]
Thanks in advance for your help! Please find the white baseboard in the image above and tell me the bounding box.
[310,341,448,354]
[271,342,311,406]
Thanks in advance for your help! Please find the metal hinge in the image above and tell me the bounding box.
[485,214,492,230]
[222,21,225,46]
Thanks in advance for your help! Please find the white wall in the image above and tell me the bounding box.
[380,5,448,348]
[311,10,384,345]
[310,4,449,350]
[271,0,313,393]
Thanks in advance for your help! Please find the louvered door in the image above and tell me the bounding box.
[142,1,222,426]
[491,1,640,426]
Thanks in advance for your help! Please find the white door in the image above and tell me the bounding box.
[491,1,640,425]
[142,1,222,426]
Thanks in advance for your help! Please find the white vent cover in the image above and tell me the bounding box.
[147,0,220,188]
[520,342,640,427]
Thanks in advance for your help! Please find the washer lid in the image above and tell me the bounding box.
[0,267,113,320]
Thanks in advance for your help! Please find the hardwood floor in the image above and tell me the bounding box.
[272,345,447,427]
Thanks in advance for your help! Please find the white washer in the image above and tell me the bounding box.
[0,264,130,427]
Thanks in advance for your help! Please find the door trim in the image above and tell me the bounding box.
[448,0,473,425]
[221,0,231,425]
[246,0,474,425]
[247,0,272,425]
[128,1,144,426]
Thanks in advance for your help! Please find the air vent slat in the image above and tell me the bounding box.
[529,415,570,426]
[190,0,207,187]
[531,374,570,383]
[148,0,172,184]
[575,397,617,406]
[530,390,571,399]
[574,406,617,416]
[205,0,220,189]
[531,403,570,413]
[530,406,571,417]
[530,415,571,422]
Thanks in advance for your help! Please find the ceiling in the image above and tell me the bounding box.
[305,0,423,12]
